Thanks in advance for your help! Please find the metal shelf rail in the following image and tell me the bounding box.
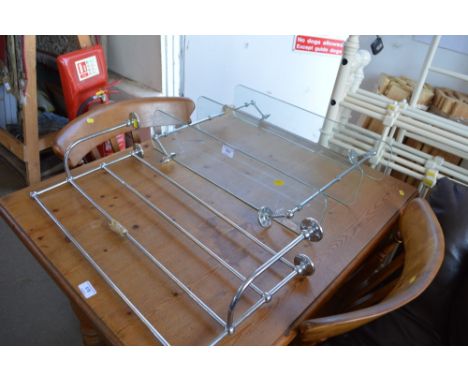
[30,111,328,345]
[30,102,377,345]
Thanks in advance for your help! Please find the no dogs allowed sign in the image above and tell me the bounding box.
[293,36,344,55]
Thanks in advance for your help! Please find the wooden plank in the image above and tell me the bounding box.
[77,36,92,49]
[38,131,58,152]
[1,35,94,186]
[0,128,24,160]
[22,35,41,185]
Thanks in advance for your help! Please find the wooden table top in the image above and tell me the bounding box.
[0,113,416,345]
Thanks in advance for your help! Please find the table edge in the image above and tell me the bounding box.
[0,200,124,346]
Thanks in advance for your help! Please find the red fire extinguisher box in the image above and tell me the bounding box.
[57,45,108,120]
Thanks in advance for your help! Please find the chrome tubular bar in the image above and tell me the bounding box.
[209,268,298,346]
[64,112,140,179]
[35,152,133,197]
[226,233,303,330]
[132,153,295,270]
[226,217,322,333]
[150,142,309,236]
[35,113,141,197]
[101,164,265,297]
[154,101,376,227]
[164,150,259,210]
[154,102,340,216]
[257,149,376,226]
[130,153,321,338]
[292,150,376,213]
[30,192,171,346]
[67,177,226,328]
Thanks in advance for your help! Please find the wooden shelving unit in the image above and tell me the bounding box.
[0,35,91,185]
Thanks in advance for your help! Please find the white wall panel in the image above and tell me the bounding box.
[183,35,345,140]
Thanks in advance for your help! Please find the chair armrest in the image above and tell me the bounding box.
[299,306,390,344]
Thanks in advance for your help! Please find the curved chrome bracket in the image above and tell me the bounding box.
[226,217,323,335]
[64,112,141,179]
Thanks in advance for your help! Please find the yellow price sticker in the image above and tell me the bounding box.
[86,118,94,124]
[273,179,285,186]
[399,189,405,196]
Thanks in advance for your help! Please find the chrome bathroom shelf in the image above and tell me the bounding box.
[30,91,376,345]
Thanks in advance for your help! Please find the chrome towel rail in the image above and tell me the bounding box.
[31,111,321,345]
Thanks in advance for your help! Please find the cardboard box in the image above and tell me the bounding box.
[431,88,468,122]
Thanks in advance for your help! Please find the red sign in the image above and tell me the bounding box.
[294,35,344,55]
[75,56,100,81]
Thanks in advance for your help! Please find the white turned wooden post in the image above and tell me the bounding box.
[320,35,360,147]
[338,49,372,128]
[409,35,441,108]
[350,50,371,93]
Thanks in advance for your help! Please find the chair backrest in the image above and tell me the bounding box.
[298,198,444,344]
[53,96,195,168]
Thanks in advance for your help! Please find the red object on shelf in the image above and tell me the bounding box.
[57,45,108,120]
[57,45,125,155]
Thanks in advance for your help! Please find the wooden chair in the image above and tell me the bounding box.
[53,97,195,168]
[298,198,444,344]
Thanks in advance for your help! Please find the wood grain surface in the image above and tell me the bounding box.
[0,112,416,345]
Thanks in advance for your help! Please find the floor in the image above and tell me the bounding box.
[0,156,82,345]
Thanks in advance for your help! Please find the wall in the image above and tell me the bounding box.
[359,35,468,93]
[183,35,346,122]
[105,35,162,91]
